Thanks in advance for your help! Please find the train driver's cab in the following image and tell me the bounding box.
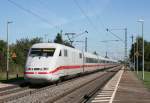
[29,48,56,57]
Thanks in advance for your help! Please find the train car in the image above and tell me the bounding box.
[24,43,118,83]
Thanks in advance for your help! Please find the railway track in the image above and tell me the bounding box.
[49,66,121,103]
[0,66,121,103]
[0,82,53,98]
[0,86,28,97]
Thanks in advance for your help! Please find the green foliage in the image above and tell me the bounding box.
[145,41,150,61]
[143,72,150,89]
[137,71,150,89]
[93,51,98,55]
[54,31,74,48]
[0,31,76,76]
[0,40,7,72]
[145,61,150,72]
[0,72,24,82]
[11,37,42,68]
[0,37,42,74]
[54,32,63,44]
[130,37,150,71]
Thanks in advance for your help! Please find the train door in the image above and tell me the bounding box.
[73,51,77,74]
[56,49,65,77]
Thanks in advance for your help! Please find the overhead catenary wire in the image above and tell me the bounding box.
[70,30,88,40]
[106,28,124,43]
[85,1,125,43]
[85,0,107,30]
[7,0,56,28]
[73,0,101,34]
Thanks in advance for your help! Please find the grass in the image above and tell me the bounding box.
[0,72,24,83]
[136,71,150,89]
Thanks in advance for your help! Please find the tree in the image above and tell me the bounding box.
[54,32,63,44]
[0,40,7,72]
[10,37,43,72]
[54,31,74,48]
[93,51,98,55]
[129,37,150,71]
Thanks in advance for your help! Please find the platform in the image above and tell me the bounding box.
[89,68,150,103]
[113,70,150,103]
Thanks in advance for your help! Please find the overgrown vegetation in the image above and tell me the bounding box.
[0,37,43,74]
[137,71,150,89]
[129,37,150,71]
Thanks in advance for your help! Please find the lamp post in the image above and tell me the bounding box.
[137,19,144,80]
[85,37,87,52]
[6,21,13,80]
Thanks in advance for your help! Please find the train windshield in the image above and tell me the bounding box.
[29,48,55,57]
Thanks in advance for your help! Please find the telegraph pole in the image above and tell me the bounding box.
[105,51,108,58]
[125,28,127,69]
[131,35,135,71]
[136,37,139,74]
[85,37,87,52]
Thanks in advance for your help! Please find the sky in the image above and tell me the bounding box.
[0,0,150,60]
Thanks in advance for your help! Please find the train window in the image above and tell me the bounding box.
[64,49,68,57]
[59,50,62,56]
[102,60,105,63]
[79,53,82,58]
[85,57,99,63]
[30,48,55,57]
[86,57,89,63]
[100,60,103,63]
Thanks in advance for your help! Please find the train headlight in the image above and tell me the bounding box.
[44,68,48,70]
[26,68,31,70]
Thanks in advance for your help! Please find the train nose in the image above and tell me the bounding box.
[24,71,59,83]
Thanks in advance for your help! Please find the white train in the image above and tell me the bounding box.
[24,43,118,83]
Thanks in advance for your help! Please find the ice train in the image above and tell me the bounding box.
[24,43,118,83]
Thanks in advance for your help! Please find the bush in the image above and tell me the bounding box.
[145,61,150,71]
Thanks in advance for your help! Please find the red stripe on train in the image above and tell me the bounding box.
[24,64,112,74]
[25,72,34,74]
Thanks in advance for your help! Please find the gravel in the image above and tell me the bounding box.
[6,71,107,103]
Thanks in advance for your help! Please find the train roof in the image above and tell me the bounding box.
[31,43,82,53]
[31,43,63,48]
[31,43,117,62]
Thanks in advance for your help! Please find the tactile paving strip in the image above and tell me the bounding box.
[90,68,124,103]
